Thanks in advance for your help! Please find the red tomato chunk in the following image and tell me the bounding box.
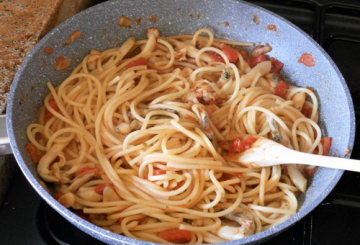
[210,52,225,63]
[25,142,41,164]
[127,57,147,68]
[299,53,315,67]
[270,57,284,74]
[275,80,288,99]
[153,169,167,175]
[229,136,257,154]
[158,228,192,243]
[250,54,268,68]
[221,44,238,63]
[321,137,332,156]
[94,183,113,195]
[45,98,60,119]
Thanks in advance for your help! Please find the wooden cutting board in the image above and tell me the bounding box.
[0,0,94,114]
[0,0,94,206]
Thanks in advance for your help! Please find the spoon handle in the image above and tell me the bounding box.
[237,138,358,172]
[280,149,358,172]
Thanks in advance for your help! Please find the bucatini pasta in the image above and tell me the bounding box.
[26,28,331,244]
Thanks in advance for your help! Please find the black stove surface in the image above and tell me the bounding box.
[1,0,360,244]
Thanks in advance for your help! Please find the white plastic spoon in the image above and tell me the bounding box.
[224,136,359,172]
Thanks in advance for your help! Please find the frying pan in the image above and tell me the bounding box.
[3,0,355,244]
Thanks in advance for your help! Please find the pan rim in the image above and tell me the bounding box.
[6,0,355,244]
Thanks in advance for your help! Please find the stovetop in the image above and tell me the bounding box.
[1,0,360,244]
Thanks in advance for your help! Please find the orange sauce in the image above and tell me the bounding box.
[65,30,82,46]
[299,53,315,67]
[55,56,71,70]
[267,24,277,31]
[44,46,53,54]
[118,15,132,27]
[149,15,157,23]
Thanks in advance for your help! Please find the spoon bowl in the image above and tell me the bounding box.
[225,137,357,171]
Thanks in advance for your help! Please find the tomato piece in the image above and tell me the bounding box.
[221,44,238,63]
[321,137,332,156]
[229,138,241,154]
[275,80,288,99]
[199,97,219,106]
[250,54,268,68]
[53,192,64,200]
[76,167,94,177]
[153,169,167,175]
[44,46,53,54]
[229,136,257,154]
[299,53,315,67]
[209,52,225,63]
[301,107,313,118]
[270,57,284,74]
[55,56,71,70]
[312,137,331,157]
[65,30,82,46]
[239,136,257,153]
[94,183,110,195]
[158,228,193,243]
[76,167,102,177]
[127,57,147,68]
[26,142,41,164]
[239,49,251,64]
[45,98,60,119]
[239,49,250,59]
[137,217,146,225]
[306,86,315,92]
[172,180,185,190]
[218,173,241,187]
[304,167,318,177]
[49,99,59,110]
[267,24,277,31]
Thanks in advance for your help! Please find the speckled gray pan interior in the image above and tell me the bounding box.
[6,0,355,244]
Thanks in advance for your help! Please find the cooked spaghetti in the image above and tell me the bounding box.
[26,28,331,244]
